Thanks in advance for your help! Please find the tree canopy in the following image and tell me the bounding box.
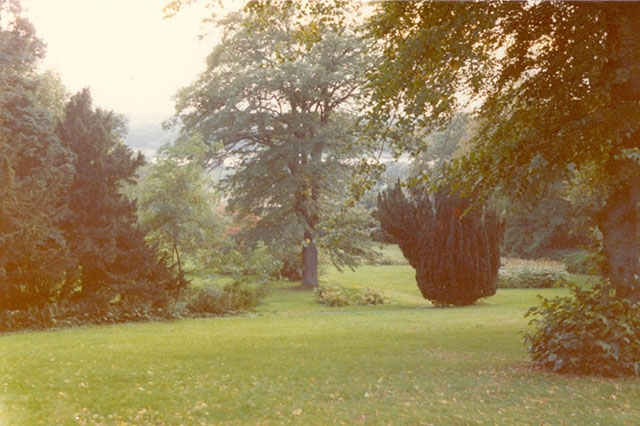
[173,2,376,286]
[367,1,640,301]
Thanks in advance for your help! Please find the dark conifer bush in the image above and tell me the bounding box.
[375,183,501,306]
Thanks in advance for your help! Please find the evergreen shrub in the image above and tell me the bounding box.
[375,184,501,306]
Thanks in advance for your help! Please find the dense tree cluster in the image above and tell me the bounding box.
[0,5,183,327]
[0,9,74,311]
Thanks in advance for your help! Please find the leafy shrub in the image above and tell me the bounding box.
[185,282,271,316]
[314,284,352,307]
[375,183,500,306]
[355,287,390,305]
[218,241,282,285]
[223,281,270,311]
[498,258,567,288]
[314,284,389,307]
[524,281,640,377]
[185,287,227,315]
[561,249,602,275]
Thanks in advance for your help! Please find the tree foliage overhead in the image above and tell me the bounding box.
[368,2,640,301]
[173,1,376,286]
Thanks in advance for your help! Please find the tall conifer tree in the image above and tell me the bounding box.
[0,4,73,310]
[58,90,183,301]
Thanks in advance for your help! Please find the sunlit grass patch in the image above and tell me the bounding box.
[1,262,637,425]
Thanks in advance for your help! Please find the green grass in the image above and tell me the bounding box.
[377,244,409,265]
[1,262,638,425]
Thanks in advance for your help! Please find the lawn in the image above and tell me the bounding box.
[1,262,638,425]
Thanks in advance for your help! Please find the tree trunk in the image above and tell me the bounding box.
[598,179,640,303]
[596,7,640,303]
[301,233,319,288]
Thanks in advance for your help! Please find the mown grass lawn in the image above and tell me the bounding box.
[1,263,639,425]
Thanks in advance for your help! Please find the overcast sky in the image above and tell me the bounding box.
[20,0,243,121]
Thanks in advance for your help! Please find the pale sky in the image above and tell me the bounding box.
[20,0,243,120]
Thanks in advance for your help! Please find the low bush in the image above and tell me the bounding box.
[0,294,179,333]
[314,284,351,307]
[223,281,270,312]
[185,281,270,316]
[498,258,567,288]
[185,287,227,315]
[524,281,640,377]
[314,284,389,307]
[355,287,390,305]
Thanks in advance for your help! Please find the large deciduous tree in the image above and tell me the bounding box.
[368,2,640,302]
[173,2,375,287]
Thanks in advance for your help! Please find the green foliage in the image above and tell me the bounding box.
[498,259,567,289]
[0,8,74,311]
[561,249,603,275]
[0,292,180,333]
[354,286,390,306]
[185,282,270,316]
[136,136,225,274]
[502,190,589,260]
[314,284,352,307]
[525,282,640,377]
[172,3,377,286]
[184,287,227,315]
[183,241,277,316]
[218,241,282,286]
[367,2,640,302]
[314,283,389,307]
[375,183,500,306]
